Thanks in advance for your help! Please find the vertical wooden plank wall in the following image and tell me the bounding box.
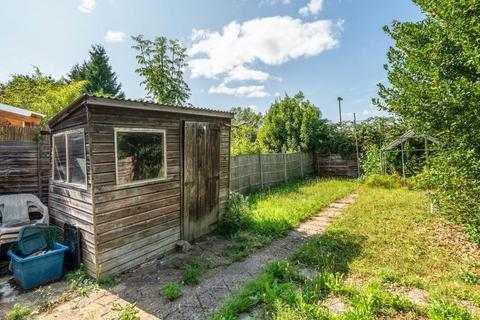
[0,140,49,204]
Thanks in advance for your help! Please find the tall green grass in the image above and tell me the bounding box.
[246,177,358,237]
[213,186,480,319]
[223,177,358,261]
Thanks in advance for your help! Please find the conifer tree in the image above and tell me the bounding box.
[68,45,124,98]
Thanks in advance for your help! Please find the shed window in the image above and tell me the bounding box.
[53,135,67,181]
[115,129,167,185]
[52,129,86,187]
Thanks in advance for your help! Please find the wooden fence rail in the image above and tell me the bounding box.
[230,152,315,194]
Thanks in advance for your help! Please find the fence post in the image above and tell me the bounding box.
[300,152,304,178]
[259,153,264,189]
[37,139,42,200]
[283,153,287,182]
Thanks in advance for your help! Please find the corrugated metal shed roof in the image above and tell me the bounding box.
[0,103,45,118]
[49,94,234,127]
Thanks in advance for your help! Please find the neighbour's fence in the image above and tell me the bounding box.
[230,152,315,194]
[315,154,359,178]
[0,124,358,203]
[0,126,50,203]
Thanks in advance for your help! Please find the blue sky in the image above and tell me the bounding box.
[0,0,423,121]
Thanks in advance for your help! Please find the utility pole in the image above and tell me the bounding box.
[353,112,361,177]
[337,97,343,125]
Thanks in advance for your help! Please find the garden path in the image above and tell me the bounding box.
[36,193,358,320]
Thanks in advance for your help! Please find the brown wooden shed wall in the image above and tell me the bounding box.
[48,106,97,275]
[88,104,230,277]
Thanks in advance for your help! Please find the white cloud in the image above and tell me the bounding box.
[259,0,291,7]
[209,84,269,98]
[189,16,341,81]
[105,31,126,43]
[298,0,323,16]
[78,0,96,13]
[224,66,270,83]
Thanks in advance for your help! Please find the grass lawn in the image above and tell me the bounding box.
[213,186,480,319]
[223,177,358,262]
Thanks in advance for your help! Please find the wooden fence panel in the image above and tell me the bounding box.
[0,127,50,204]
[314,154,358,177]
[230,152,315,194]
[0,126,43,141]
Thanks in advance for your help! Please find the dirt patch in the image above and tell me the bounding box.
[29,193,358,320]
[324,296,352,314]
[458,300,480,318]
[390,286,429,306]
[426,220,480,262]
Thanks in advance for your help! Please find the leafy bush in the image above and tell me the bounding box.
[6,304,31,320]
[162,282,182,300]
[406,171,435,190]
[363,174,402,189]
[219,192,249,238]
[427,149,480,243]
[361,145,382,176]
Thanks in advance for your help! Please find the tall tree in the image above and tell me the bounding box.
[374,0,480,148]
[230,106,263,156]
[68,44,124,98]
[375,0,480,238]
[259,92,329,153]
[131,35,190,105]
[0,67,86,123]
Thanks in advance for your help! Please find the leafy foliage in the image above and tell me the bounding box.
[182,263,205,285]
[65,265,99,296]
[259,92,329,153]
[68,44,124,98]
[132,35,190,105]
[219,192,249,238]
[0,67,86,123]
[6,304,31,320]
[230,106,263,156]
[375,0,480,239]
[363,174,402,189]
[111,303,140,320]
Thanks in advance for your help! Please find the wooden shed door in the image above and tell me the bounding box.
[183,121,221,241]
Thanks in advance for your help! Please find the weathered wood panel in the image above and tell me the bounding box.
[230,152,315,194]
[48,106,97,277]
[183,122,221,241]
[88,104,230,277]
[0,126,44,141]
[88,106,181,277]
[0,137,49,204]
[314,154,358,177]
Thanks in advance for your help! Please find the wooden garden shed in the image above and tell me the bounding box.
[48,95,232,278]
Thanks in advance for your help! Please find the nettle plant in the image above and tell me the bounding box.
[220,192,249,238]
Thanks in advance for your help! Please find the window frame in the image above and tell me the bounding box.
[51,128,87,190]
[114,128,168,187]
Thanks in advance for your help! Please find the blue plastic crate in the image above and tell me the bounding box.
[8,242,68,290]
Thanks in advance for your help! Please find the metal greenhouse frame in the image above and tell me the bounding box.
[380,130,439,178]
